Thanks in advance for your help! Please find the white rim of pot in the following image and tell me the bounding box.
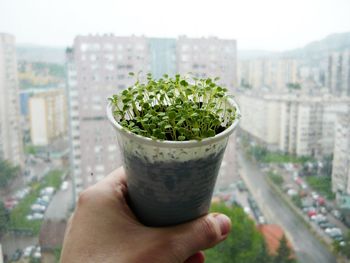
[106,98,240,148]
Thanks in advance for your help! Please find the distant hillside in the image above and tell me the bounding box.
[284,32,350,58]
[16,44,65,64]
[238,32,350,62]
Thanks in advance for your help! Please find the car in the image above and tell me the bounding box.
[31,204,46,212]
[33,246,41,259]
[11,249,22,262]
[319,222,335,229]
[61,181,69,191]
[287,189,297,196]
[23,246,35,257]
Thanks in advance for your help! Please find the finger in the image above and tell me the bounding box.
[162,213,231,261]
[184,251,205,263]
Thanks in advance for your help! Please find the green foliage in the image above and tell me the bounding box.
[53,247,62,263]
[333,231,350,258]
[205,204,272,263]
[0,201,10,236]
[286,83,301,90]
[25,145,38,155]
[0,158,20,188]
[109,73,239,141]
[268,172,284,187]
[248,145,311,164]
[274,235,296,263]
[9,170,63,235]
[291,195,302,208]
[305,176,335,200]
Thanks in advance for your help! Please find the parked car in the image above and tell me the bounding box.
[33,246,41,259]
[11,249,22,262]
[61,180,69,191]
[23,246,35,257]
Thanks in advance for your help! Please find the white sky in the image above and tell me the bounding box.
[0,0,349,51]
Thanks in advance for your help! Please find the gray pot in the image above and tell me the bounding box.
[107,99,240,226]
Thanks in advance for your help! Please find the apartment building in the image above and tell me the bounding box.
[237,93,350,157]
[29,88,67,146]
[0,33,23,167]
[327,49,350,96]
[238,58,298,91]
[66,35,151,189]
[177,36,237,91]
[332,114,350,196]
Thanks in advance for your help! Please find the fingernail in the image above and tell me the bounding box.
[213,214,231,236]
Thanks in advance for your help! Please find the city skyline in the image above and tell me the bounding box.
[1,0,350,50]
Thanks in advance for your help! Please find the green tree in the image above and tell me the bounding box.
[273,235,295,263]
[0,158,19,188]
[206,204,272,263]
[334,231,350,259]
[0,201,10,236]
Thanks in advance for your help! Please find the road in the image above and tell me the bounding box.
[238,152,337,263]
[45,179,73,220]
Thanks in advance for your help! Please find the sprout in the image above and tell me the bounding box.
[109,73,238,141]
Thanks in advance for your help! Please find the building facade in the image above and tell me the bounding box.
[29,88,67,146]
[66,35,151,190]
[238,58,298,91]
[327,49,350,96]
[237,93,350,157]
[149,38,176,79]
[0,33,23,167]
[332,114,350,196]
[177,36,237,91]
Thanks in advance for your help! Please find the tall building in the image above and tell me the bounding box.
[237,92,350,157]
[332,114,350,196]
[327,50,350,96]
[177,36,237,91]
[0,33,23,167]
[29,88,67,146]
[238,58,299,91]
[149,38,176,79]
[66,35,151,189]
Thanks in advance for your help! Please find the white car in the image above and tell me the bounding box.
[61,181,69,191]
[23,246,35,257]
[33,246,41,259]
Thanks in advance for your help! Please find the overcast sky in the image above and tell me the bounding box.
[0,0,349,51]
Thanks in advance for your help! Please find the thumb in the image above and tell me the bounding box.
[161,213,231,261]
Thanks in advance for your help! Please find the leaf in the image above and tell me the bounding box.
[178,136,186,141]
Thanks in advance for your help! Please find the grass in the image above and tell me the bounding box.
[305,176,335,200]
[248,145,312,164]
[268,172,284,187]
[9,170,63,235]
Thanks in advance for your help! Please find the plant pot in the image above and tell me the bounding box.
[107,98,240,227]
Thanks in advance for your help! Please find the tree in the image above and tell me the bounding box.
[273,235,295,263]
[0,201,10,236]
[206,204,273,263]
[0,158,19,188]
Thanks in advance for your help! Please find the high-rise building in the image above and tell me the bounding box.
[332,114,350,196]
[177,36,237,91]
[29,88,67,146]
[238,58,299,91]
[0,33,23,167]
[66,35,151,190]
[149,38,176,79]
[327,50,350,96]
[237,92,350,157]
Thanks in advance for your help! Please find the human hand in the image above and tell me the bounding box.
[60,167,231,263]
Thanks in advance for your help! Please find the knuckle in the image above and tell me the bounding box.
[199,217,219,245]
[77,188,94,207]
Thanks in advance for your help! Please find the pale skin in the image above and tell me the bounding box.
[60,167,232,263]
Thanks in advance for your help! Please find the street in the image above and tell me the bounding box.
[238,151,337,263]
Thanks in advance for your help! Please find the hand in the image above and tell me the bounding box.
[60,167,231,263]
